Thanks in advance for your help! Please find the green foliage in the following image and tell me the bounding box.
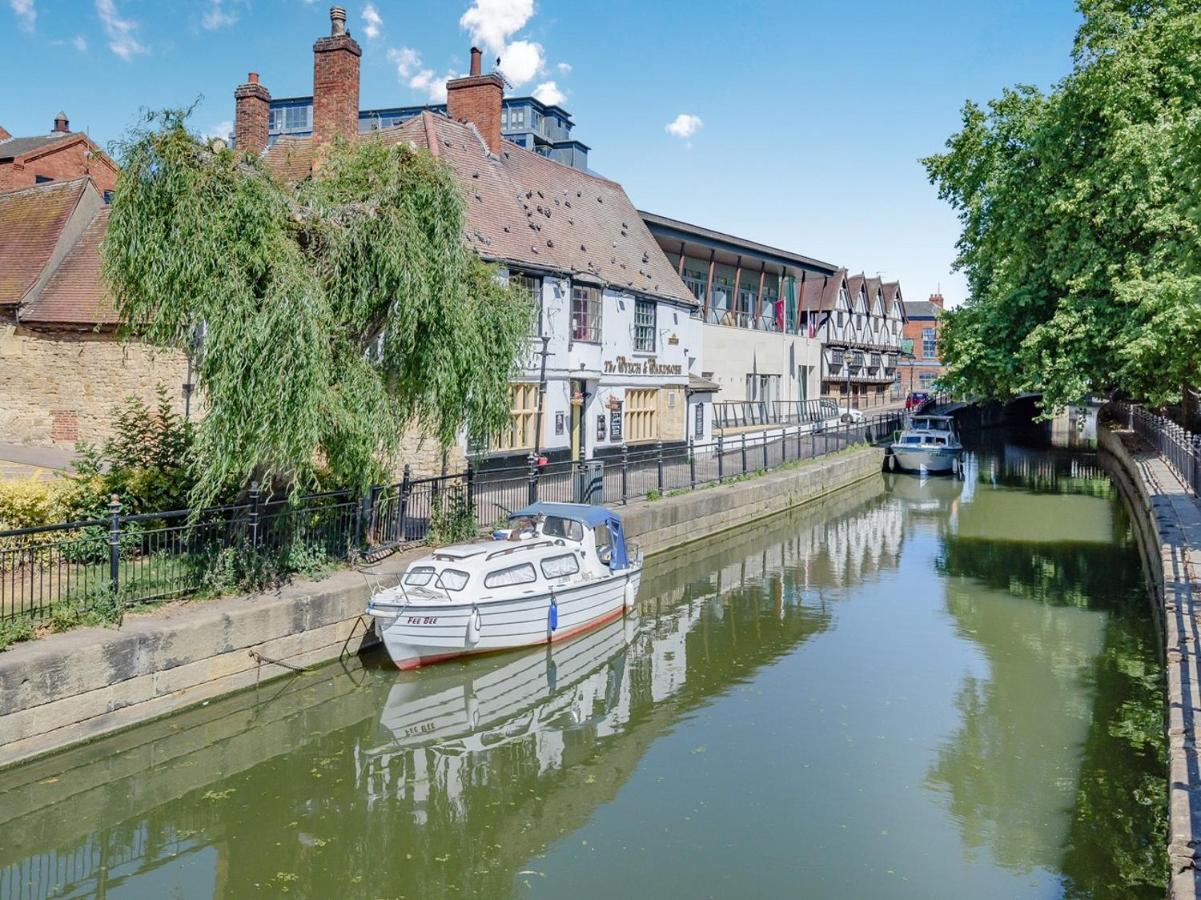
[102,111,534,507]
[425,489,478,546]
[0,616,34,651]
[645,489,661,502]
[925,1,1201,410]
[71,384,197,516]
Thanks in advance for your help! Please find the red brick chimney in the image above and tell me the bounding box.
[447,46,504,155]
[52,111,70,133]
[312,5,361,148]
[929,292,945,308]
[234,72,271,155]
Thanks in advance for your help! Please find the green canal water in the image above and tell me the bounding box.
[0,432,1166,899]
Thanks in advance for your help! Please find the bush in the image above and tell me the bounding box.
[0,479,75,531]
[0,616,34,651]
[426,488,478,546]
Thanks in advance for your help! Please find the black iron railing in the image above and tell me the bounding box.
[0,412,903,624]
[1112,402,1201,496]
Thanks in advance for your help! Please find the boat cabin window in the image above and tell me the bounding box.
[541,554,581,579]
[437,569,470,591]
[484,562,538,588]
[933,436,947,445]
[507,517,538,541]
[404,566,435,586]
[902,436,923,445]
[595,522,613,565]
[542,516,584,541]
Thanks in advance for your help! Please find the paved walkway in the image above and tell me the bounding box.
[1108,427,1201,899]
[0,443,78,481]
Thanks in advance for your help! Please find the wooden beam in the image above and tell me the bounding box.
[703,249,715,321]
[677,241,686,277]
[732,256,743,325]
[756,263,767,329]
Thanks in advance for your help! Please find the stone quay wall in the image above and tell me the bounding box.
[0,445,885,769]
[1099,422,1201,900]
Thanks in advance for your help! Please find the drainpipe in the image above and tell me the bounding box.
[532,284,551,459]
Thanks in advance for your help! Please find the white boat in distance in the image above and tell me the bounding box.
[367,502,643,670]
[889,414,965,475]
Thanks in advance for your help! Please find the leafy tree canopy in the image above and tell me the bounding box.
[103,110,533,504]
[925,0,1201,411]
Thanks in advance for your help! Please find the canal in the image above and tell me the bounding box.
[0,431,1166,899]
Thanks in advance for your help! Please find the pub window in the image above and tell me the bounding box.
[625,388,658,442]
[571,285,602,343]
[511,272,542,335]
[494,383,539,451]
[634,298,656,352]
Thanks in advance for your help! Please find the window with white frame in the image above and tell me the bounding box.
[571,285,602,343]
[511,273,542,336]
[634,299,656,352]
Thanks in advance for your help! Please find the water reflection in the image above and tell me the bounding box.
[0,436,1165,899]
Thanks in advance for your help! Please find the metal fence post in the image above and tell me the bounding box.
[717,435,725,484]
[466,460,476,522]
[248,480,261,550]
[689,440,697,489]
[656,441,665,494]
[621,445,629,505]
[762,430,770,470]
[398,465,412,542]
[527,453,539,505]
[108,494,121,598]
[741,433,748,474]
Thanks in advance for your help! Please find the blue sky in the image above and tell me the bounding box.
[3,0,1083,306]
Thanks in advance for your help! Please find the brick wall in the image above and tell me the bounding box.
[446,74,504,154]
[0,140,117,194]
[312,35,360,147]
[234,76,271,156]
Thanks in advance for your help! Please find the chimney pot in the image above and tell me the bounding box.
[330,5,347,36]
[470,46,482,76]
[53,111,69,133]
[248,72,259,84]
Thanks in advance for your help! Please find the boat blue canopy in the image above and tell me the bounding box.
[508,502,617,528]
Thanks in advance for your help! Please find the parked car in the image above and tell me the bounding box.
[838,407,865,424]
[905,391,930,411]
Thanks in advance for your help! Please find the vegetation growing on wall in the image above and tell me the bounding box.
[103,110,534,506]
[925,0,1201,413]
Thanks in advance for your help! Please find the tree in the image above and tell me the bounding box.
[925,0,1201,414]
[102,111,533,504]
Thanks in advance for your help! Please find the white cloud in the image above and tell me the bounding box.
[9,0,35,31]
[362,2,382,39]
[201,0,236,30]
[71,33,87,50]
[666,113,703,140]
[459,0,532,56]
[388,47,456,102]
[96,0,146,60]
[202,120,233,142]
[533,80,565,106]
[556,61,571,74]
[498,38,542,87]
[387,46,420,77]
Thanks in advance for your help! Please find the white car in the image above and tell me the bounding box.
[838,407,865,423]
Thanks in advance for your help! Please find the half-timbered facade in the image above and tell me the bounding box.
[801,271,906,408]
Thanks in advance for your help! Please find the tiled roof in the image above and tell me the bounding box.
[22,206,115,325]
[0,132,71,161]
[799,268,847,313]
[904,300,942,320]
[0,178,87,305]
[882,281,902,304]
[263,112,697,306]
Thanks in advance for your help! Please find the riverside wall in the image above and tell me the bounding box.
[1098,423,1201,900]
[0,445,885,769]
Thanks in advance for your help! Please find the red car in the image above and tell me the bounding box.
[905,391,930,411]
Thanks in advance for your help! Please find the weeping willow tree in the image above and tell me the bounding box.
[103,110,533,505]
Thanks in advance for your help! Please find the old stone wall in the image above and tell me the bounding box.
[0,326,188,447]
[0,445,884,768]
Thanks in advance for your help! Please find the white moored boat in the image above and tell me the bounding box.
[366,502,643,670]
[889,414,965,475]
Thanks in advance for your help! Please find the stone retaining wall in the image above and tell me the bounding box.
[1099,423,1201,900]
[0,445,884,769]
